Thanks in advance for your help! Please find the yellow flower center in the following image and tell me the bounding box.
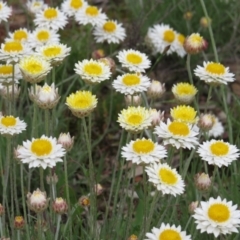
[126,53,142,64]
[190,34,203,45]
[86,6,98,16]
[24,61,44,74]
[159,229,181,240]
[210,141,229,156]
[67,91,95,109]
[43,46,61,57]
[122,74,140,86]
[4,41,23,52]
[15,216,24,223]
[163,30,175,43]
[206,63,225,75]
[1,116,17,127]
[37,30,50,41]
[208,203,230,223]
[168,121,190,136]
[175,83,196,95]
[171,106,197,123]
[83,63,103,75]
[103,21,116,33]
[127,114,143,125]
[13,30,28,41]
[31,139,52,156]
[0,65,13,75]
[44,8,58,20]
[132,139,154,154]
[42,86,52,92]
[70,0,83,9]
[159,168,178,185]
[33,2,41,7]
[177,34,185,45]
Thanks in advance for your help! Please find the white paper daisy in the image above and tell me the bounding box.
[145,223,192,240]
[193,196,240,237]
[26,0,47,15]
[121,138,167,164]
[18,135,66,169]
[34,7,67,31]
[173,33,186,57]
[0,64,22,85]
[194,61,235,85]
[93,19,126,44]
[0,1,12,23]
[29,27,60,49]
[0,115,26,136]
[208,115,224,138]
[145,162,185,196]
[154,119,199,149]
[6,28,30,44]
[118,106,152,133]
[61,0,87,17]
[197,139,239,167]
[36,43,71,65]
[117,49,151,73]
[75,5,107,26]
[74,59,111,85]
[0,40,32,64]
[112,73,150,95]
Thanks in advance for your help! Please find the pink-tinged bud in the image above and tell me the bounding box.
[150,109,165,127]
[52,197,68,214]
[128,234,138,240]
[13,145,24,161]
[194,173,212,192]
[46,173,58,185]
[147,80,165,99]
[125,94,142,106]
[183,11,193,21]
[91,49,105,60]
[94,184,104,196]
[1,84,20,100]
[183,33,207,54]
[57,133,74,151]
[27,188,49,213]
[188,201,199,214]
[198,113,215,131]
[78,196,90,207]
[14,216,25,229]
[98,57,116,74]
[200,17,211,28]
[0,204,4,216]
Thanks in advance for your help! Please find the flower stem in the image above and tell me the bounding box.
[54,215,61,240]
[37,213,43,240]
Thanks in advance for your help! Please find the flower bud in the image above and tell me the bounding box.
[91,49,105,60]
[198,113,215,131]
[14,216,25,230]
[125,94,142,106]
[1,84,20,100]
[98,57,116,74]
[150,109,164,127]
[194,173,212,192]
[13,145,24,161]
[52,198,68,214]
[27,188,49,213]
[200,17,211,28]
[0,204,4,216]
[128,235,138,240]
[147,80,165,99]
[94,183,104,196]
[183,33,208,54]
[188,201,199,214]
[57,133,74,151]
[78,196,90,207]
[183,11,193,21]
[46,173,58,185]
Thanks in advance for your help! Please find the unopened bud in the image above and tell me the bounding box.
[52,198,68,214]
[200,17,211,28]
[194,173,212,192]
[198,113,215,131]
[92,49,105,60]
[183,33,208,54]
[125,94,142,106]
[150,109,164,127]
[94,184,104,196]
[1,84,20,100]
[147,80,165,99]
[99,57,116,74]
[78,196,90,207]
[57,133,74,151]
[188,201,199,214]
[128,234,138,240]
[14,216,25,229]
[46,173,58,185]
[183,11,193,21]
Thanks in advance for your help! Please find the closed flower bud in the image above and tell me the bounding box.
[94,184,103,196]
[27,188,49,213]
[91,49,105,60]
[183,11,193,21]
[183,33,208,54]
[198,113,215,131]
[78,196,90,207]
[200,17,211,28]
[13,145,24,161]
[0,204,4,216]
[14,216,24,229]
[46,173,58,185]
[1,84,20,100]
[128,234,138,240]
[52,198,68,214]
[147,80,165,99]
[194,173,212,192]
[57,133,74,151]
[98,57,116,74]
[125,94,142,106]
[188,201,199,214]
[150,109,164,127]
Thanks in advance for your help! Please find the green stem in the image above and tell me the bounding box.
[54,215,61,240]
[12,63,15,115]
[40,167,44,191]
[205,85,213,113]
[182,149,196,179]
[13,160,19,215]
[31,84,38,138]
[45,109,50,136]
[0,217,3,237]
[184,216,192,231]
[37,214,43,240]
[17,230,20,240]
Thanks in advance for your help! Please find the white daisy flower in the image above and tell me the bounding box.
[0,41,32,64]
[173,33,186,57]
[193,196,240,238]
[0,1,12,23]
[145,223,191,240]
[0,64,22,85]
[93,19,126,44]
[18,135,66,169]
[154,119,199,149]
[145,162,185,196]
[29,27,60,49]
[75,5,107,26]
[75,59,111,85]
[34,7,68,31]
[194,61,235,85]
[6,28,31,44]
[0,115,26,136]
[112,73,150,95]
[36,43,71,65]
[146,24,177,55]
[26,0,47,14]
[61,0,87,17]
[208,115,224,138]
[118,106,152,133]
[121,138,167,165]
[197,139,239,167]
[117,49,151,73]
